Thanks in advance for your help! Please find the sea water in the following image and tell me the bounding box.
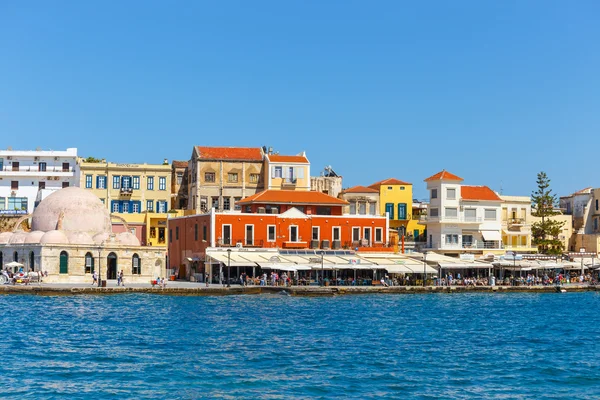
[1,292,599,399]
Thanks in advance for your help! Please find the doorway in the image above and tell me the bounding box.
[107,252,118,280]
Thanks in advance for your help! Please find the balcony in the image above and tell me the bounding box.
[507,218,528,227]
[420,215,483,224]
[422,240,503,251]
[0,166,74,177]
[120,187,133,196]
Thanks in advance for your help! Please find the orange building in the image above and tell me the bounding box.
[168,190,390,280]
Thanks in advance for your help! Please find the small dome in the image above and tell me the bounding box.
[66,231,94,246]
[0,232,13,244]
[39,230,70,245]
[31,187,111,236]
[24,231,45,244]
[93,232,111,245]
[8,231,28,244]
[116,232,141,246]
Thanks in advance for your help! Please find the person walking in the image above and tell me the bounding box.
[118,270,124,287]
[92,271,98,286]
[205,274,210,287]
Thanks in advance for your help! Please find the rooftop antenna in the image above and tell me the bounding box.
[499,180,503,195]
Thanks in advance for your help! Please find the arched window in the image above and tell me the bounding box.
[0,252,3,268]
[13,251,18,262]
[29,251,35,271]
[59,251,68,274]
[85,252,94,274]
[132,254,140,275]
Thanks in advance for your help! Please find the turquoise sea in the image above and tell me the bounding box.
[1,292,599,399]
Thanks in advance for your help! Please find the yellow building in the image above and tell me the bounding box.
[77,158,172,246]
[265,152,310,191]
[369,178,423,240]
[499,195,537,253]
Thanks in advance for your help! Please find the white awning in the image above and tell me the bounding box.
[385,265,414,274]
[481,231,502,241]
[256,262,297,272]
[206,252,257,267]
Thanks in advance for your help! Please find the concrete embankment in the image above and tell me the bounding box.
[0,285,598,296]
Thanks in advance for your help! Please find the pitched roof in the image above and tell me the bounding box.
[368,178,411,189]
[195,146,263,161]
[237,190,348,206]
[424,170,464,182]
[461,185,502,201]
[343,185,379,194]
[268,155,309,163]
[172,160,188,168]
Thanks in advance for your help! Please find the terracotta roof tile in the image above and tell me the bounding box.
[172,160,188,168]
[424,170,464,182]
[343,185,379,194]
[268,154,309,163]
[196,146,263,161]
[368,178,412,189]
[238,190,348,206]
[461,186,502,201]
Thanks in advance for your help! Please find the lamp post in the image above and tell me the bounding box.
[227,248,231,288]
[423,252,427,287]
[97,243,102,288]
[320,251,324,287]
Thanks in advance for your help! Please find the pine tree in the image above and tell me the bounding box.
[531,172,564,254]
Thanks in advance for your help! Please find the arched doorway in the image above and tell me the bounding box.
[29,251,35,272]
[0,252,3,268]
[13,251,18,262]
[132,254,140,275]
[107,252,118,280]
[85,252,94,274]
[59,251,68,274]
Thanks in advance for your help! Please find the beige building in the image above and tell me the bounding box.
[340,186,380,216]
[311,166,343,198]
[529,211,573,252]
[171,160,189,210]
[264,152,310,191]
[500,195,537,253]
[188,147,265,213]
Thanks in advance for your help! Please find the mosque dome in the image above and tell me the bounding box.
[116,232,141,246]
[24,231,45,244]
[8,231,28,245]
[0,232,13,244]
[66,231,95,246]
[93,232,111,245]
[31,187,111,236]
[39,230,70,245]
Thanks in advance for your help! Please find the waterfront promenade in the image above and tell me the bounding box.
[0,281,598,296]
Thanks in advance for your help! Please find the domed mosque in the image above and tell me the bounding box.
[0,187,166,283]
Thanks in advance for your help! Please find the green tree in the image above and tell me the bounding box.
[84,156,103,163]
[531,172,564,255]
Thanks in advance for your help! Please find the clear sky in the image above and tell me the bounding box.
[1,1,598,199]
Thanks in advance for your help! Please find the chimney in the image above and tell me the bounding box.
[163,158,168,165]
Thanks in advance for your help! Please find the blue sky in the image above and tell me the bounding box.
[1,1,598,199]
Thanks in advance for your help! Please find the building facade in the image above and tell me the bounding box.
[311,166,343,198]
[188,146,265,213]
[340,186,380,216]
[171,160,189,210]
[264,153,310,191]
[421,170,503,255]
[500,195,537,253]
[0,148,78,218]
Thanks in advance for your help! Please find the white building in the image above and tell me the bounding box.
[421,170,503,255]
[0,148,78,216]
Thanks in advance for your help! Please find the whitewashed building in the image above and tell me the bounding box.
[420,170,503,255]
[0,148,78,216]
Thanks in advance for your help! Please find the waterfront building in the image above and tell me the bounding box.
[500,195,537,253]
[311,166,343,198]
[420,170,503,255]
[0,187,166,282]
[559,187,592,234]
[168,190,390,280]
[171,160,189,210]
[0,148,78,219]
[77,158,172,246]
[340,186,380,216]
[187,146,265,213]
[264,152,310,191]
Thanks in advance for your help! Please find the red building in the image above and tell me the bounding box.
[168,190,390,279]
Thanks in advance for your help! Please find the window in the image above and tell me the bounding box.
[595,219,599,231]
[349,203,356,214]
[59,251,68,274]
[62,162,69,172]
[11,181,18,190]
[286,167,295,183]
[211,197,219,209]
[194,224,198,241]
[113,176,121,189]
[85,175,93,188]
[157,201,167,213]
[332,227,341,242]
[0,158,3,170]
[274,166,282,178]
[97,175,106,189]
[223,197,231,210]
[176,226,179,240]
[12,162,19,171]
[133,176,140,190]
[463,235,474,247]
[132,202,140,213]
[445,234,459,244]
[122,176,131,189]
[85,252,94,274]
[385,203,394,219]
[431,189,438,199]
[363,227,371,244]
[445,208,458,218]
[62,182,69,188]
[250,174,260,183]
[446,188,456,199]
[267,225,276,242]
[245,225,254,246]
[352,227,361,241]
[147,176,154,190]
[203,225,207,241]
[147,200,153,212]
[205,172,215,182]
[430,208,439,217]
[39,162,46,172]
[484,209,497,220]
[289,226,298,242]
[369,203,377,215]
[234,197,241,211]
[359,203,366,215]
[0,198,4,210]
[177,172,183,185]
[122,202,129,213]
[158,227,165,243]
[7,197,27,211]
[132,254,141,275]
[228,173,238,183]
[112,202,119,213]
[596,199,599,211]
[397,203,407,220]
[464,208,477,221]
[400,186,405,190]
[159,177,166,190]
[375,228,383,242]
[38,182,45,190]
[222,225,232,245]
[312,227,319,241]
[316,207,330,215]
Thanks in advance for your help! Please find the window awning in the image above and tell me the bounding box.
[481,231,502,241]
[206,252,257,267]
[256,262,298,272]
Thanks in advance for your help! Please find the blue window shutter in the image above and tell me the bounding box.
[111,200,116,212]
[156,201,159,212]
[96,176,100,188]
[385,203,394,220]
[398,203,406,220]
[129,201,133,213]
[137,201,141,213]
[118,201,123,213]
